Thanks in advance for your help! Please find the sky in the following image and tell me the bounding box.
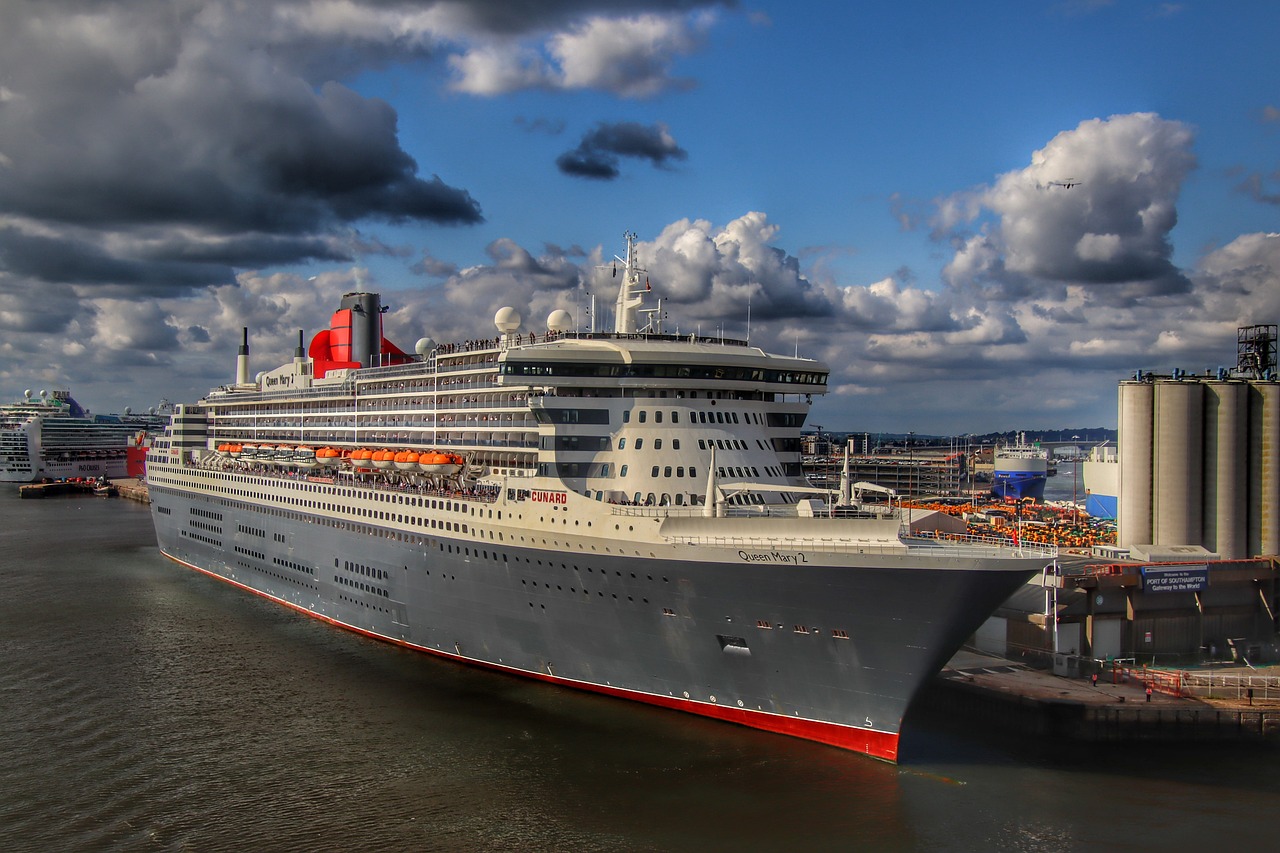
[1,0,1277,434]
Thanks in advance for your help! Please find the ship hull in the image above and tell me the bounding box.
[149,474,1038,762]
[0,455,127,483]
[990,469,1047,502]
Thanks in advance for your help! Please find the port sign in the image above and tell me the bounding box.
[1140,564,1209,593]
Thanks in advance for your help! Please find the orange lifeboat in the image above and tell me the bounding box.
[394,449,420,471]
[371,448,396,470]
[350,448,375,470]
[315,446,341,467]
[418,451,449,474]
[228,443,242,458]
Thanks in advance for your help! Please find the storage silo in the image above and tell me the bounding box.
[1117,380,1154,548]
[1249,381,1280,556]
[1203,381,1248,559]
[1152,379,1203,547]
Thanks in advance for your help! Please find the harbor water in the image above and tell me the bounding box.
[2,488,1277,851]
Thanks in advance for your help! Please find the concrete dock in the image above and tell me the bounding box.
[931,649,1280,742]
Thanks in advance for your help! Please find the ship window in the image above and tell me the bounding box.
[638,411,647,423]
[654,439,663,450]
[663,466,672,477]
[623,411,630,423]
[634,438,643,450]
[620,465,628,476]
[690,467,697,478]
[618,438,626,450]
[676,467,684,477]
[672,439,680,450]
[671,412,679,423]
[698,440,705,450]
[675,494,685,506]
[654,411,663,423]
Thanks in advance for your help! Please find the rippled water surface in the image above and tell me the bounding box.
[2,489,1277,851]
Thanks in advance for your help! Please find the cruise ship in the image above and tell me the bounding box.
[148,233,1057,762]
[0,389,166,483]
[990,433,1049,502]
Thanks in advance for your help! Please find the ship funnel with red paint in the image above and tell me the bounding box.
[307,291,412,379]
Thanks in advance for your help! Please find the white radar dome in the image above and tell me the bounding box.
[415,337,435,356]
[23,389,31,399]
[124,406,132,415]
[494,307,522,333]
[547,309,572,332]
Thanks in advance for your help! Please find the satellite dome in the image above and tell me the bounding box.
[415,337,435,356]
[23,389,31,399]
[547,309,572,332]
[494,307,522,333]
[124,406,132,415]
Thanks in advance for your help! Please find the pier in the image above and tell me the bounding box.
[927,649,1280,742]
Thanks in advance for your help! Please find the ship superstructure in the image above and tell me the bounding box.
[148,233,1056,762]
[0,389,167,483]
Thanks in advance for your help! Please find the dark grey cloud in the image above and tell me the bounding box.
[0,0,483,297]
[556,120,687,179]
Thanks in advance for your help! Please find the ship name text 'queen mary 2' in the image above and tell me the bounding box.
[147,232,1056,762]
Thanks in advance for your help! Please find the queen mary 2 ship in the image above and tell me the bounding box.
[147,233,1056,762]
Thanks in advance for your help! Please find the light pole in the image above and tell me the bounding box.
[907,431,915,497]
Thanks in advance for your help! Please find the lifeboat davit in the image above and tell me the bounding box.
[350,448,375,470]
[371,449,396,470]
[394,449,420,471]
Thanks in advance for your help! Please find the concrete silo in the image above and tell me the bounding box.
[1117,380,1154,548]
[1203,381,1248,559]
[1152,379,1203,547]
[1249,382,1280,556]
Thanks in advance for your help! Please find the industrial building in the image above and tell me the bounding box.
[1117,324,1279,560]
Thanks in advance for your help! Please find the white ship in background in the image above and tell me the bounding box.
[147,232,1056,762]
[0,389,168,483]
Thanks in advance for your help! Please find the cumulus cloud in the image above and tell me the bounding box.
[556,121,687,179]
[449,9,716,97]
[938,113,1197,302]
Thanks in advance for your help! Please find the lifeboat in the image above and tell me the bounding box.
[315,446,341,467]
[294,446,317,469]
[275,445,295,466]
[394,449,420,471]
[257,444,276,464]
[215,443,230,457]
[419,451,463,476]
[350,448,375,470]
[240,443,258,459]
[371,448,396,470]
[228,444,242,458]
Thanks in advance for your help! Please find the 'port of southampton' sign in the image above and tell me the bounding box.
[1140,565,1209,593]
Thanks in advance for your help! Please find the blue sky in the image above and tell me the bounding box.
[1,1,1277,434]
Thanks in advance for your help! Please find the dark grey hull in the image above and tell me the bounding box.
[149,476,1040,761]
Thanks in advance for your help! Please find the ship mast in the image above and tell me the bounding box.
[613,231,649,334]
